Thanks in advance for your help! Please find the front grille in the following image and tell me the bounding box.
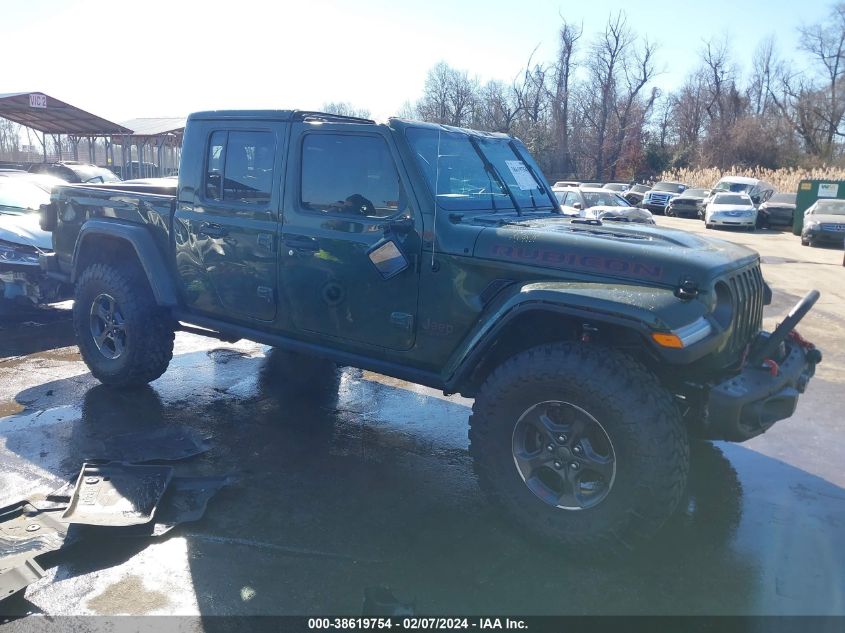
[648,193,670,205]
[820,223,845,232]
[726,265,765,356]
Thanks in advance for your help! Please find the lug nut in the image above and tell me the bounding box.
[546,444,554,452]
[569,462,580,470]
[557,434,567,443]
[553,461,562,469]
[573,446,582,454]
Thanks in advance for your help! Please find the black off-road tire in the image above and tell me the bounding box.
[73,262,174,387]
[468,342,689,554]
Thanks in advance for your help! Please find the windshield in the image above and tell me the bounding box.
[603,183,628,192]
[406,128,553,211]
[810,200,845,215]
[714,179,754,193]
[681,188,709,198]
[0,180,50,213]
[652,182,686,193]
[69,164,121,183]
[713,193,750,205]
[631,184,650,193]
[769,193,796,205]
[582,192,631,208]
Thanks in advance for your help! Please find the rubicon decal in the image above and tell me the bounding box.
[488,244,663,280]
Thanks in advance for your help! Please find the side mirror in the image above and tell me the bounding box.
[573,202,583,210]
[368,238,409,279]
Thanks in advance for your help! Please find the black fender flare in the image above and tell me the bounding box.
[441,282,716,393]
[71,219,179,307]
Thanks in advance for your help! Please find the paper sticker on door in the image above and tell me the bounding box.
[818,183,839,198]
[505,161,539,191]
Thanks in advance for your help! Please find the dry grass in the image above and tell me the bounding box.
[658,166,845,193]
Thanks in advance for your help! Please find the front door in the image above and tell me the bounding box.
[279,123,421,351]
[175,124,283,322]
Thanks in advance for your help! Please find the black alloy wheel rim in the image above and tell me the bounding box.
[511,400,617,510]
[89,293,127,360]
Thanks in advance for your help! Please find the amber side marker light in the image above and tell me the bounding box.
[651,317,714,349]
[651,332,684,348]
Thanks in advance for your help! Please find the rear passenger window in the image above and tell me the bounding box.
[205,131,226,200]
[204,130,275,205]
[301,134,401,218]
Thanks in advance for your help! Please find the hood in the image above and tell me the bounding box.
[806,214,845,224]
[762,201,795,210]
[0,212,52,250]
[471,214,759,289]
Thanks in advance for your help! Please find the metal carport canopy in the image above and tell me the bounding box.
[0,92,131,135]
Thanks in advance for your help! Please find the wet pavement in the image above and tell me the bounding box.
[1,225,844,617]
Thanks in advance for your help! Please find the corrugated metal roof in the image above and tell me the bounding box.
[119,117,187,137]
[0,92,131,135]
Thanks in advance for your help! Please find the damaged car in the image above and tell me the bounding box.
[0,179,69,310]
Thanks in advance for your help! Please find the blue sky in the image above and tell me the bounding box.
[2,0,833,123]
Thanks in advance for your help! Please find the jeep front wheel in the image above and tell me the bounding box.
[469,342,689,554]
[73,262,174,387]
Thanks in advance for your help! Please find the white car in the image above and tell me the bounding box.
[704,193,757,230]
[553,186,655,224]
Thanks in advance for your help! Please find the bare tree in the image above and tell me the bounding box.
[548,20,583,177]
[322,102,371,118]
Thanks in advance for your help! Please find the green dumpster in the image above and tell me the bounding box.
[794,179,845,235]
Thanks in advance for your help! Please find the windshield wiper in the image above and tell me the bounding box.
[467,136,522,216]
[508,141,560,213]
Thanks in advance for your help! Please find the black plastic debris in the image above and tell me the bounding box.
[151,475,231,536]
[362,586,415,616]
[97,426,212,464]
[0,501,68,599]
[74,475,233,539]
[61,462,173,527]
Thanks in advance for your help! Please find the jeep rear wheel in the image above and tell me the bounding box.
[74,262,174,387]
[469,342,689,554]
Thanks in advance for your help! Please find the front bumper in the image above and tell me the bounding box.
[703,335,820,442]
[803,228,845,245]
[0,260,69,306]
[708,215,755,227]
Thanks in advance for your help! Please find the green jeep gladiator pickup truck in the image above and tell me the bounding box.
[40,110,822,552]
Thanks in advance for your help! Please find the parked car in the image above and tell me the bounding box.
[711,176,775,207]
[0,169,66,193]
[554,186,655,223]
[757,192,797,229]
[666,188,711,219]
[41,109,822,553]
[641,182,689,214]
[623,183,651,206]
[801,199,845,247]
[602,183,630,192]
[553,180,580,188]
[704,192,758,230]
[29,161,121,184]
[578,182,603,189]
[0,179,69,309]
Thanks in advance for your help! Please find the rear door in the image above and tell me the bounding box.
[174,122,285,322]
[278,122,421,351]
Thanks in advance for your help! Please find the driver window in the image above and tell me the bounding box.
[301,134,402,218]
